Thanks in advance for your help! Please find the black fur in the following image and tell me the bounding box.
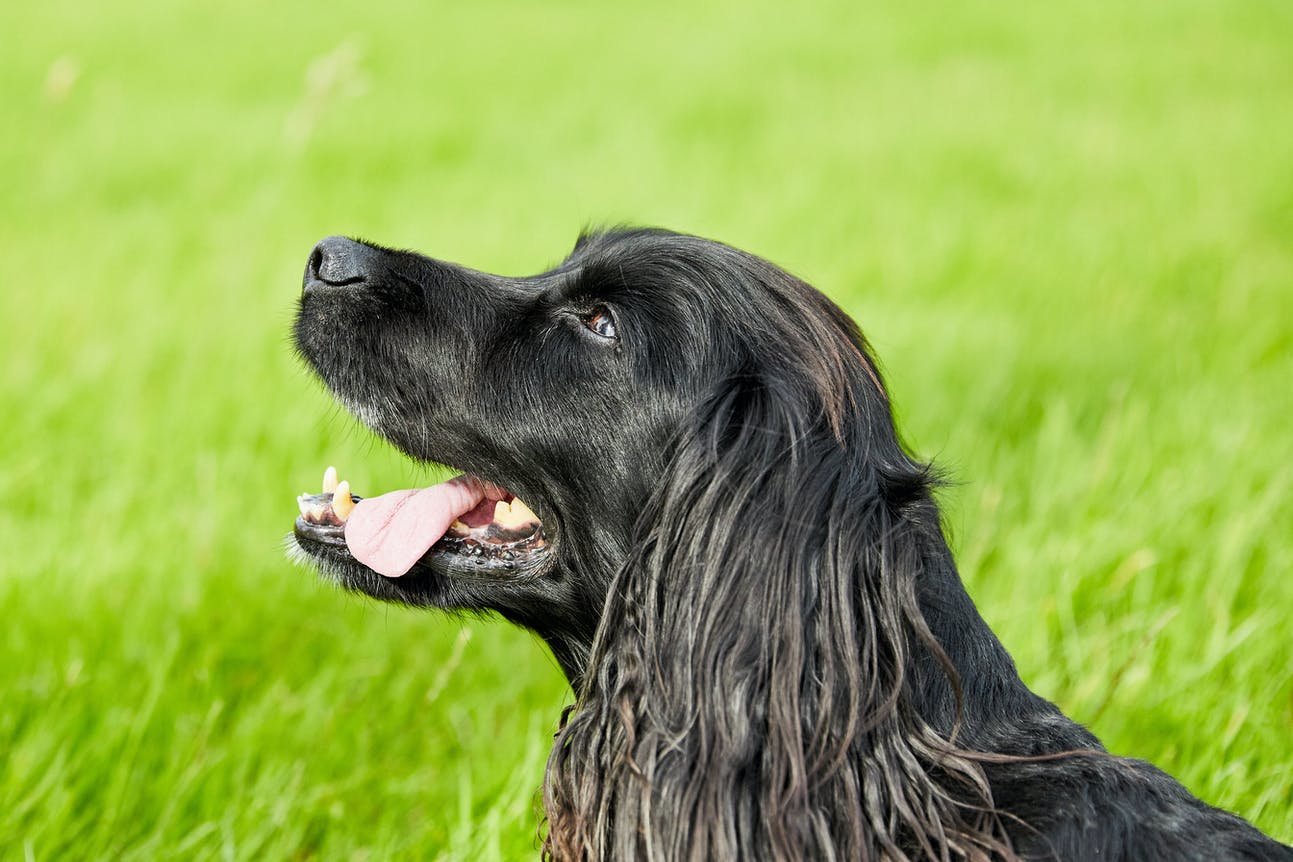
[292,228,1290,860]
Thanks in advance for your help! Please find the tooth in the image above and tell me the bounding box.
[508,498,538,525]
[323,466,339,493]
[493,500,513,522]
[450,519,470,532]
[297,495,311,517]
[332,480,355,520]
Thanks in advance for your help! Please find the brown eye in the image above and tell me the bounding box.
[582,305,618,341]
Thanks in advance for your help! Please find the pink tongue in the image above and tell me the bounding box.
[344,477,486,578]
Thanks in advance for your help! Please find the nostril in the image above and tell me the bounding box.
[306,236,369,289]
[308,245,325,280]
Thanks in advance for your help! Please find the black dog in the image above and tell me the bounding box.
[290,228,1290,860]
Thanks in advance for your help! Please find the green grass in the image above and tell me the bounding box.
[2,0,1291,857]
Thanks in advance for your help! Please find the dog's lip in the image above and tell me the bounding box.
[292,469,551,579]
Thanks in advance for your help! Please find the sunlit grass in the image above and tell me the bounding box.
[1,0,1290,856]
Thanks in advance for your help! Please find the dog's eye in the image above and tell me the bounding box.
[581,306,618,341]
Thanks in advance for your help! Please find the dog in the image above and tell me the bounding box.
[290,228,1291,860]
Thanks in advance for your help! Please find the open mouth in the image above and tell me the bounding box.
[294,466,549,579]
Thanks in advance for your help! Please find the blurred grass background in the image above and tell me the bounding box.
[2,0,1291,857]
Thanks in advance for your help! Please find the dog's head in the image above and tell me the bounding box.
[291,227,893,682]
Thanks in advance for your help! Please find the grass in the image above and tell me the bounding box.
[1,0,1290,857]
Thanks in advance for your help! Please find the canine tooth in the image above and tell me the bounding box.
[332,480,355,520]
[508,498,538,525]
[323,466,339,493]
[493,500,513,522]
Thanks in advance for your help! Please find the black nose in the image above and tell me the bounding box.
[305,236,369,288]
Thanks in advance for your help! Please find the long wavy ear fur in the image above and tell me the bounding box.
[544,280,1015,860]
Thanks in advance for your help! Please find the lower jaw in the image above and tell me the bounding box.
[292,520,554,583]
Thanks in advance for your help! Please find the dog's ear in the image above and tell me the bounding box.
[545,338,1012,859]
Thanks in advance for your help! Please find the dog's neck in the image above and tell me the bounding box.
[904,528,1097,754]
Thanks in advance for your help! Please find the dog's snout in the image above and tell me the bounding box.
[305,236,370,289]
